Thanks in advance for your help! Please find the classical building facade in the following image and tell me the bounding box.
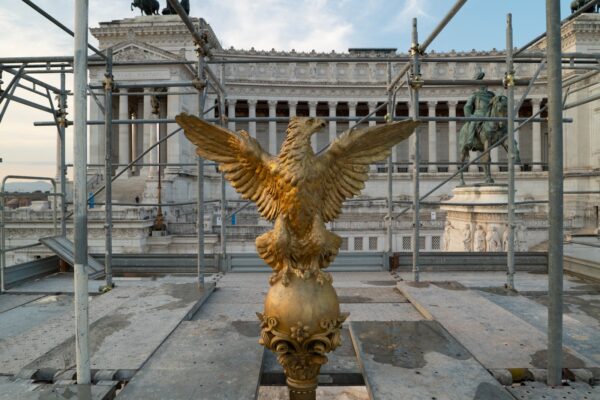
[4,13,600,264]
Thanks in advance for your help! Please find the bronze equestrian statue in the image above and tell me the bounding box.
[131,0,159,15]
[162,0,190,15]
[458,72,520,185]
[571,0,600,13]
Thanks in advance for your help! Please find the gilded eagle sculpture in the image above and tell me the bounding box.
[177,113,418,399]
[176,114,418,282]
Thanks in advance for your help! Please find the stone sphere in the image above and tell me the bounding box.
[263,274,341,335]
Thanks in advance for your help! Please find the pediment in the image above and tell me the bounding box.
[111,40,183,62]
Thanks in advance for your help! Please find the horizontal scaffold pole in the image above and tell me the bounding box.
[33,115,572,126]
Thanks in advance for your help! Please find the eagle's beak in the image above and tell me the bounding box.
[311,119,326,134]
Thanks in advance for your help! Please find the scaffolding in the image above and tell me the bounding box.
[1,0,599,387]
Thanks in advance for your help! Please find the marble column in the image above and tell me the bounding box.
[428,101,437,173]
[141,90,153,175]
[514,127,521,172]
[532,99,542,171]
[309,100,317,151]
[348,101,357,128]
[166,86,182,175]
[89,95,104,173]
[268,100,278,154]
[227,98,236,132]
[248,99,257,138]
[448,101,458,173]
[328,101,337,143]
[288,100,297,118]
[367,101,377,127]
[118,89,130,175]
[148,96,159,178]
[132,98,143,174]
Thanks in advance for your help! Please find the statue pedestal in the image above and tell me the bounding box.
[440,185,527,252]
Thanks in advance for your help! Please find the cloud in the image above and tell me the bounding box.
[386,0,434,33]
[196,0,355,52]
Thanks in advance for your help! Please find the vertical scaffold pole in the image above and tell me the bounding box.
[73,0,91,385]
[386,63,394,267]
[219,66,227,271]
[59,67,67,237]
[103,48,114,290]
[411,18,421,282]
[196,45,206,288]
[506,14,516,290]
[546,0,564,386]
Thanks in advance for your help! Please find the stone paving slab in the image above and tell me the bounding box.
[507,381,600,399]
[0,377,117,400]
[7,272,103,294]
[118,320,263,400]
[398,281,593,369]
[395,271,600,293]
[336,287,407,303]
[0,294,43,313]
[208,287,268,304]
[23,283,213,372]
[0,285,148,375]
[478,290,600,366]
[0,295,73,340]
[193,301,263,321]
[350,321,513,400]
[342,303,423,322]
[331,272,398,288]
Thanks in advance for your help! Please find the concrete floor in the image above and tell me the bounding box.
[0,270,598,399]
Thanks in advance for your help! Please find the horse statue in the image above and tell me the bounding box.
[571,0,600,13]
[131,0,159,15]
[458,94,521,185]
[162,0,190,15]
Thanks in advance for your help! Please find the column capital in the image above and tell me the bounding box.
[367,101,378,108]
[226,98,237,106]
[348,101,358,108]
[531,98,543,107]
[287,99,298,107]
[247,98,258,106]
[119,88,129,94]
[447,100,458,107]
[308,100,318,107]
[327,100,337,109]
[427,100,438,108]
[268,99,278,107]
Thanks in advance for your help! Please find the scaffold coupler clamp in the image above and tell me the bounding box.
[503,71,515,89]
[192,77,207,92]
[409,43,424,57]
[99,283,115,293]
[409,73,424,91]
[384,113,393,123]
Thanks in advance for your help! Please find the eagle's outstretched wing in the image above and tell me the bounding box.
[317,120,420,222]
[176,113,281,221]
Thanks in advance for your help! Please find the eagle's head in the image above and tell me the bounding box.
[287,116,327,141]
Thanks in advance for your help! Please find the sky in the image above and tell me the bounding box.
[0,0,578,181]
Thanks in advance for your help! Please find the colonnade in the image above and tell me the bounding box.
[90,94,546,176]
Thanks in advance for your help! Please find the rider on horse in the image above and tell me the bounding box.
[459,71,495,151]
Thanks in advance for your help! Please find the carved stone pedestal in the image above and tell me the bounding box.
[258,274,347,400]
[440,185,528,252]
